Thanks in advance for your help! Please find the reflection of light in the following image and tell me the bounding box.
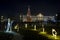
[4,31,19,35]
[39,32,47,34]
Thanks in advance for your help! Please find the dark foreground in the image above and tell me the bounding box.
[0,29,52,40]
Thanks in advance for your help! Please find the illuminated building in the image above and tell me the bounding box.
[26,6,32,22]
[19,6,55,23]
[22,14,55,22]
[20,6,32,22]
[37,13,44,22]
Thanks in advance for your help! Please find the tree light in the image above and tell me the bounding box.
[5,18,13,32]
[25,24,27,28]
[52,28,57,39]
[14,24,19,32]
[34,25,36,30]
[42,24,45,32]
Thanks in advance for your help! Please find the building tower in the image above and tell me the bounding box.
[26,6,32,22]
[27,6,31,16]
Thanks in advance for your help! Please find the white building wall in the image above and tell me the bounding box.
[22,15,55,22]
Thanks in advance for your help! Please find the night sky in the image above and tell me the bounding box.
[0,0,60,17]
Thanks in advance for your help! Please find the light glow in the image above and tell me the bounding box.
[39,32,60,40]
[34,25,36,30]
[42,24,45,32]
[5,18,13,32]
[14,24,19,32]
[52,28,57,39]
[25,24,27,28]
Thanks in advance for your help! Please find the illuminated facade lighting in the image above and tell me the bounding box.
[37,13,44,21]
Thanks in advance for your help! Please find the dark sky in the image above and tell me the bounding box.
[0,0,60,17]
